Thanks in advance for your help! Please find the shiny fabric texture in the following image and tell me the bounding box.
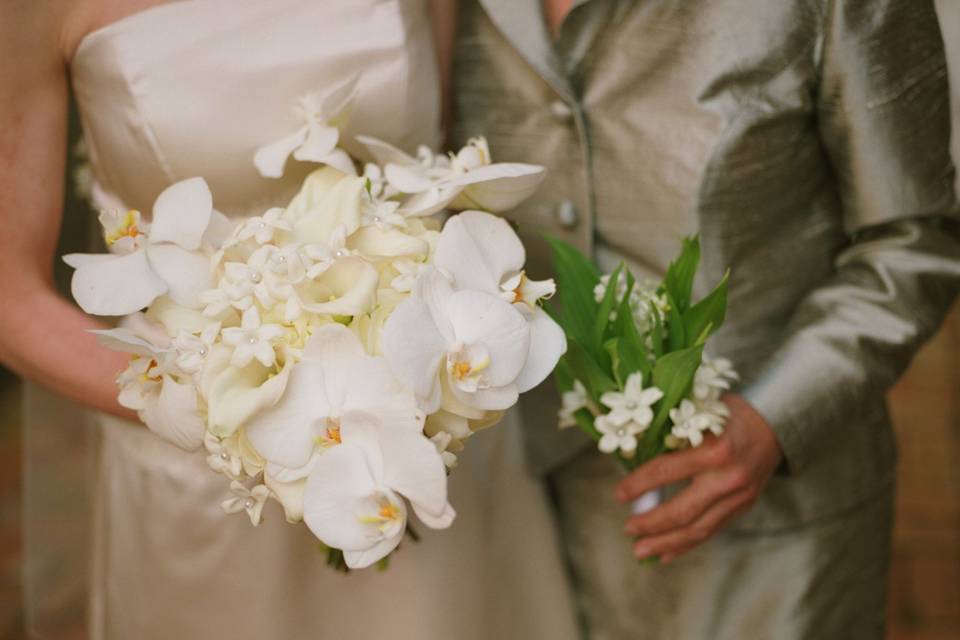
[452,0,960,531]
[59,2,581,637]
[550,448,894,640]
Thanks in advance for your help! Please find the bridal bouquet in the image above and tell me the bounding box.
[64,80,565,570]
[551,237,737,483]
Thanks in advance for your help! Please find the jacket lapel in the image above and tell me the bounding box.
[476,0,575,101]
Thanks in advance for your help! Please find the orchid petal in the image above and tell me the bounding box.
[384,163,436,194]
[254,126,308,178]
[355,135,417,166]
[145,243,214,308]
[515,307,567,393]
[90,328,163,358]
[447,290,529,386]
[447,163,546,212]
[397,184,461,217]
[244,358,332,469]
[448,380,519,411]
[292,123,339,163]
[69,249,167,316]
[319,73,360,120]
[382,293,448,414]
[413,501,456,530]
[148,177,213,251]
[316,148,357,176]
[434,210,525,293]
[203,209,233,249]
[302,443,394,551]
[377,427,448,517]
[140,374,206,450]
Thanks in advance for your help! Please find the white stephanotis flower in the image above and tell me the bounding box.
[432,211,566,394]
[236,207,291,245]
[64,178,223,316]
[693,356,739,401]
[558,379,590,429]
[222,481,271,526]
[93,323,206,451]
[173,322,221,374]
[596,413,643,455]
[669,398,728,448]
[221,307,285,368]
[254,75,359,178]
[204,431,244,480]
[599,372,664,430]
[357,135,546,217]
[303,416,452,569]
[382,268,532,414]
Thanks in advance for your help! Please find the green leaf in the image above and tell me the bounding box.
[683,270,729,347]
[564,338,618,400]
[547,237,600,346]
[663,236,700,314]
[665,291,686,352]
[648,344,704,433]
[592,263,623,360]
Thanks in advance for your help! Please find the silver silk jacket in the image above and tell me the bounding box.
[451,0,960,529]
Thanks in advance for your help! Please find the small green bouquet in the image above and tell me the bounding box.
[549,237,738,490]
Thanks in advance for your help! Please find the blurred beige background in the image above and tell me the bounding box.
[1,4,959,639]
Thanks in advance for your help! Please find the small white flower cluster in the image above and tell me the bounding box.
[666,356,739,448]
[593,271,670,335]
[559,355,739,456]
[65,81,563,570]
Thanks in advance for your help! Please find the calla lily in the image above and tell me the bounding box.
[382,268,530,414]
[357,135,545,217]
[64,178,218,316]
[244,323,424,471]
[254,75,359,178]
[433,211,566,394]
[93,324,206,451]
[303,415,452,569]
[201,343,295,438]
[294,255,379,317]
[284,168,365,245]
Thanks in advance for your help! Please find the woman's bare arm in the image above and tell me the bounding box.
[0,1,135,420]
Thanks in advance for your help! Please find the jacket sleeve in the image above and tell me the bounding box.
[740,0,960,473]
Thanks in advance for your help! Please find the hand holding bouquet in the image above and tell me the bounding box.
[549,237,738,508]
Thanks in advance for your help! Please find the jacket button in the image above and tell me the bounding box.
[555,200,579,228]
[549,100,573,122]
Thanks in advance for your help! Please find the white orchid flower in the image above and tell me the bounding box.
[558,379,590,429]
[357,135,545,217]
[432,211,566,394]
[382,268,531,414]
[245,323,424,472]
[64,178,221,316]
[254,75,359,178]
[221,307,285,368]
[693,356,739,401]
[93,325,206,451]
[600,372,664,429]
[596,414,642,456]
[222,481,271,526]
[303,416,452,569]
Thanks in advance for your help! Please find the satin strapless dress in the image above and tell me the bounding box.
[65,2,579,638]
